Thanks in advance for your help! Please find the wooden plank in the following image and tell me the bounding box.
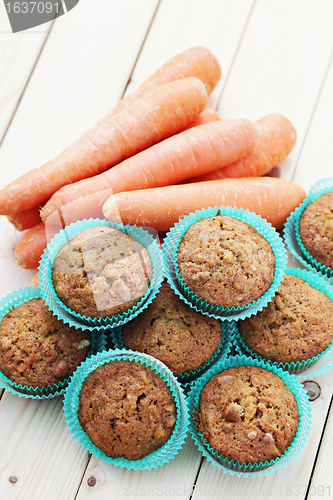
[0,393,89,500]
[0,3,53,143]
[192,371,333,500]
[75,436,201,500]
[217,0,333,182]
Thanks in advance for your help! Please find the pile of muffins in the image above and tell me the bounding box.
[0,179,332,474]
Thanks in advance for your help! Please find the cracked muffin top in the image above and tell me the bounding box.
[0,298,91,388]
[299,192,333,270]
[122,282,222,375]
[78,359,177,460]
[198,365,299,464]
[52,226,153,319]
[177,215,275,308]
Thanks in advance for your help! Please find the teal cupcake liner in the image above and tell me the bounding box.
[38,218,164,331]
[187,354,312,477]
[162,206,287,322]
[110,320,232,385]
[284,178,333,281]
[63,349,189,470]
[0,286,106,399]
[230,267,333,378]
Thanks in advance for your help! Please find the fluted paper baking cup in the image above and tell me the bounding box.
[162,206,286,322]
[38,219,164,331]
[110,320,232,385]
[63,349,189,470]
[231,267,333,378]
[0,286,106,399]
[187,354,311,477]
[284,178,333,280]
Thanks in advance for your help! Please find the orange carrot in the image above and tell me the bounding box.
[30,271,39,287]
[102,177,306,231]
[7,205,42,231]
[181,107,222,131]
[0,77,208,216]
[41,119,257,224]
[14,222,47,269]
[100,46,221,121]
[188,113,296,182]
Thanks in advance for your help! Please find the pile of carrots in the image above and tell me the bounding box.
[0,46,305,279]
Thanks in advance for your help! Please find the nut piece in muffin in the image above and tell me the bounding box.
[299,192,333,269]
[122,282,222,375]
[78,359,177,460]
[52,226,153,319]
[177,215,275,308]
[198,365,299,464]
[238,274,333,364]
[0,298,91,388]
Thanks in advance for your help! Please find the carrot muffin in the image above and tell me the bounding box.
[198,365,299,464]
[52,226,153,319]
[0,298,91,388]
[177,215,275,308]
[78,359,177,460]
[122,282,222,375]
[238,274,333,364]
[299,192,333,269]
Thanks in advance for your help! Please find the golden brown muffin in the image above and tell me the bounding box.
[177,215,275,308]
[238,274,333,364]
[78,359,177,460]
[198,365,299,464]
[52,226,153,319]
[0,298,91,387]
[122,282,222,375]
[299,192,333,269]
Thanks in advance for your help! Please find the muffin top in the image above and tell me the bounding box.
[238,274,333,364]
[78,359,177,460]
[177,215,275,308]
[198,365,299,464]
[122,282,222,375]
[52,226,153,319]
[0,298,91,387]
[299,192,333,269]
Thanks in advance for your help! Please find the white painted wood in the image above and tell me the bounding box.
[123,0,255,108]
[0,3,53,143]
[218,0,333,182]
[76,436,201,500]
[0,392,89,500]
[192,372,333,500]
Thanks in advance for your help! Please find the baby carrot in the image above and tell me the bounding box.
[100,46,221,121]
[7,205,42,231]
[41,119,256,224]
[102,177,306,231]
[14,222,47,269]
[188,113,296,182]
[0,77,208,216]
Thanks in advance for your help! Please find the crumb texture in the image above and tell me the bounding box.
[78,360,177,460]
[198,365,299,464]
[122,282,222,375]
[177,216,275,308]
[52,226,153,319]
[299,192,333,269]
[0,298,91,387]
[238,275,333,363]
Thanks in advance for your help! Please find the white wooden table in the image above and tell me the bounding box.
[0,1,333,498]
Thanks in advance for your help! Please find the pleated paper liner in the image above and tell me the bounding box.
[63,349,189,470]
[230,267,333,378]
[284,177,333,281]
[162,206,287,322]
[38,218,164,331]
[0,286,106,399]
[187,354,312,477]
[110,319,232,386]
